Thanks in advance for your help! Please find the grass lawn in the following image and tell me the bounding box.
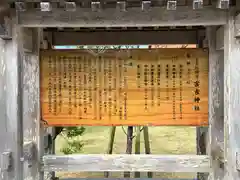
[55,126,197,179]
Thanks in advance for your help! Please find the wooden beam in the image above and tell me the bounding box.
[124,126,133,178]
[237,0,240,9]
[216,26,224,50]
[207,26,224,180]
[143,126,153,178]
[224,11,240,180]
[134,126,141,178]
[196,127,208,180]
[42,154,210,172]
[48,178,199,180]
[51,30,199,45]
[234,13,240,38]
[18,7,227,27]
[36,28,45,180]
[104,126,116,178]
[106,127,116,155]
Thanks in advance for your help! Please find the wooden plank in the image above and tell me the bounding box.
[42,154,211,172]
[207,26,224,180]
[104,126,116,178]
[36,28,45,180]
[223,11,240,180]
[40,49,209,126]
[52,31,199,46]
[234,13,240,37]
[134,126,141,178]
[216,26,224,50]
[60,179,196,180]
[143,126,153,178]
[18,7,227,27]
[60,178,196,180]
[124,126,133,178]
[196,127,208,180]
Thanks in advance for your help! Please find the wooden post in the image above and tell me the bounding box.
[196,127,208,180]
[207,26,224,180]
[223,11,240,180]
[124,126,133,178]
[196,29,209,180]
[143,126,153,178]
[134,126,141,178]
[104,126,116,178]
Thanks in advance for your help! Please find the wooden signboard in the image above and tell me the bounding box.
[40,48,208,126]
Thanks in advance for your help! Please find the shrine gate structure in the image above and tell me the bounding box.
[0,0,240,180]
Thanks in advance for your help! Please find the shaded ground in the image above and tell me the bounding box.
[55,126,197,179]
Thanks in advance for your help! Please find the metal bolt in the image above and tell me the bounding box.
[116,1,126,12]
[65,2,76,12]
[142,1,151,11]
[193,0,203,9]
[91,1,101,12]
[15,2,26,11]
[40,2,52,12]
[167,0,177,10]
[217,0,229,9]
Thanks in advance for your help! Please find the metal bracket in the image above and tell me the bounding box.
[236,152,240,170]
[216,0,229,9]
[23,141,37,168]
[167,0,177,10]
[235,13,240,38]
[1,151,12,171]
[44,133,53,150]
[0,16,12,40]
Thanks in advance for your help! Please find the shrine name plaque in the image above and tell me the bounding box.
[40,49,208,126]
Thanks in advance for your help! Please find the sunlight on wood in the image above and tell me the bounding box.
[40,49,208,126]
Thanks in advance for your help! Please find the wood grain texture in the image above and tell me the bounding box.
[19,6,227,27]
[42,154,210,172]
[207,27,224,180]
[223,12,240,180]
[60,178,196,180]
[52,31,199,46]
[40,49,209,126]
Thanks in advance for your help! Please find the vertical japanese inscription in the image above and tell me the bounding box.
[194,58,200,111]
[179,64,183,119]
[53,56,57,115]
[48,56,53,114]
[83,57,87,114]
[172,57,176,120]
[166,64,169,100]
[108,58,112,119]
[68,58,72,115]
[78,57,82,119]
[186,54,191,84]
[137,64,141,88]
[144,64,148,110]
[123,58,127,120]
[113,58,117,116]
[63,56,67,115]
[157,64,161,106]
[118,57,123,120]
[151,64,154,106]
[88,58,93,109]
[103,58,107,113]
[58,57,62,114]
[98,56,102,120]
[73,57,77,110]
[93,58,97,119]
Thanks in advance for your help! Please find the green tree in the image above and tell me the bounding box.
[55,127,85,154]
